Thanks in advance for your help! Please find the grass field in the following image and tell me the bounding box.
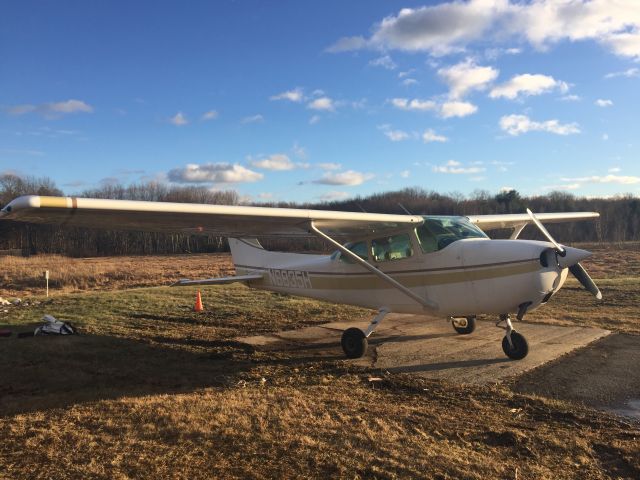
[1,245,639,479]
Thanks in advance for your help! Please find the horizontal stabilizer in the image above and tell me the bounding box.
[170,274,263,287]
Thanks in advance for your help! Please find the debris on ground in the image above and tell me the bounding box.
[34,314,77,336]
[0,297,11,305]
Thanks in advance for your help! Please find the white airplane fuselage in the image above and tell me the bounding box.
[230,237,587,317]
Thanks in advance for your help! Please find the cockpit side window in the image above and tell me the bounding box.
[338,240,369,263]
[415,224,438,253]
[371,233,413,262]
[416,216,487,253]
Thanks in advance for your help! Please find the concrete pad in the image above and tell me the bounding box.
[238,314,610,385]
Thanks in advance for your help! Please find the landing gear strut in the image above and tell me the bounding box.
[451,316,476,335]
[497,312,529,360]
[341,308,390,359]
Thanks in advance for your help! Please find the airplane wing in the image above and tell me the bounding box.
[467,212,599,231]
[0,195,424,239]
[170,274,264,287]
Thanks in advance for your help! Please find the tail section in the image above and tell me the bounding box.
[228,237,270,270]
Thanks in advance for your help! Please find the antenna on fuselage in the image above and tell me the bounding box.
[398,203,413,215]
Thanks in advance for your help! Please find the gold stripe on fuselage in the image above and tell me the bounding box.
[237,259,540,290]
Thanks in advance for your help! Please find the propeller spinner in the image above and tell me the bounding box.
[526,208,602,300]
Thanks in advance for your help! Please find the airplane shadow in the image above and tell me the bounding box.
[264,332,456,353]
[382,357,510,374]
[0,322,490,417]
[0,324,257,417]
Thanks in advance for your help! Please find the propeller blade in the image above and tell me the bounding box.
[526,208,566,255]
[569,263,602,300]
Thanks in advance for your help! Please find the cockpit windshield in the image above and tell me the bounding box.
[415,216,488,253]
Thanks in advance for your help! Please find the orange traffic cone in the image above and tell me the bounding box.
[194,290,204,312]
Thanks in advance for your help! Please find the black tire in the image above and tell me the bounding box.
[502,331,529,360]
[341,327,368,359]
[452,316,476,335]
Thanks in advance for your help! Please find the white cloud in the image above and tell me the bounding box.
[170,112,188,126]
[543,183,581,191]
[440,101,477,118]
[605,67,639,79]
[317,162,342,171]
[433,160,485,174]
[292,143,307,160]
[270,88,304,102]
[398,69,416,78]
[369,55,397,70]
[241,114,264,124]
[326,36,367,53]
[378,124,410,142]
[438,59,499,99]
[312,170,373,186]
[249,154,295,171]
[309,115,321,125]
[609,166,621,173]
[7,99,93,117]
[168,163,263,184]
[318,191,350,201]
[327,1,640,59]
[422,129,448,143]
[561,174,640,185]
[391,97,476,118]
[485,46,522,59]
[385,129,410,142]
[490,74,569,100]
[400,170,410,178]
[499,114,580,136]
[602,133,609,141]
[308,97,335,111]
[402,78,419,86]
[390,97,437,111]
[595,98,613,107]
[560,94,581,102]
[201,110,218,120]
[47,100,94,114]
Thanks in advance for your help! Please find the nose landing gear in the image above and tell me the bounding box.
[497,301,532,360]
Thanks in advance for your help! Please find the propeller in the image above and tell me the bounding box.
[526,208,602,300]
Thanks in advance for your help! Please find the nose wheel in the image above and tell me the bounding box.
[502,331,529,360]
[497,313,529,360]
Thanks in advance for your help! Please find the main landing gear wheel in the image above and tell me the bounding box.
[341,327,368,359]
[502,331,529,360]
[452,316,476,335]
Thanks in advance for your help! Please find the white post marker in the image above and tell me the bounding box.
[45,270,49,297]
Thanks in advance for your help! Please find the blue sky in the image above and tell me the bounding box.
[1,0,639,203]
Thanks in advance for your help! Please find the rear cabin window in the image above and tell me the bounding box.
[371,233,413,262]
[416,216,487,253]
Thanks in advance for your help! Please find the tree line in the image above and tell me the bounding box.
[0,174,638,256]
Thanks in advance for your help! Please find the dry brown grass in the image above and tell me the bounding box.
[0,253,234,297]
[1,244,639,479]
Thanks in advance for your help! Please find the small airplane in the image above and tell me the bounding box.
[1,195,602,360]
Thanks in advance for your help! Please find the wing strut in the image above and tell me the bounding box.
[308,221,438,312]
